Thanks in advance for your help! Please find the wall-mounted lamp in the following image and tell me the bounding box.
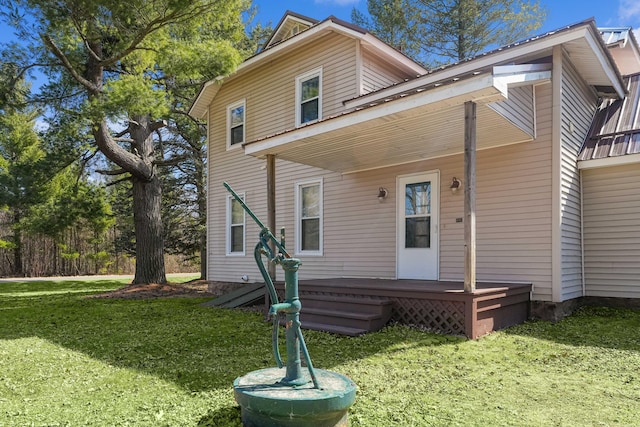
[377,187,388,201]
[450,177,462,194]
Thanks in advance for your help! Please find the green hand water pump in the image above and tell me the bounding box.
[224,181,318,388]
[225,181,356,427]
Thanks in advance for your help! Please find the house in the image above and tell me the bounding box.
[189,11,640,337]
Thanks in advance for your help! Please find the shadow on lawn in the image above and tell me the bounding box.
[504,305,640,352]
[196,405,242,426]
[0,282,462,394]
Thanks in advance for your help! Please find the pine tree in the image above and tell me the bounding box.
[352,0,547,66]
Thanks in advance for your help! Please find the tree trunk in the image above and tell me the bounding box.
[130,114,167,285]
[132,174,166,284]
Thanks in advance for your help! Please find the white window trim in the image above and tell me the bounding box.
[295,67,323,127]
[226,193,245,256]
[226,99,246,150]
[295,178,323,256]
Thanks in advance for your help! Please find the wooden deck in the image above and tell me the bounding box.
[277,279,532,339]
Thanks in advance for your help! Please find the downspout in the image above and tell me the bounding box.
[550,46,563,303]
[579,170,586,297]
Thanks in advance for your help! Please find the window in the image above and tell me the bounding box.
[295,179,323,255]
[295,68,322,126]
[404,181,431,248]
[227,194,245,255]
[227,99,245,148]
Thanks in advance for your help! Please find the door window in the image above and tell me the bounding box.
[405,181,431,248]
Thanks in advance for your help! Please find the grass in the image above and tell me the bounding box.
[1,280,639,426]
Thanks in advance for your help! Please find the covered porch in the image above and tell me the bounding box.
[247,65,548,292]
[277,279,532,339]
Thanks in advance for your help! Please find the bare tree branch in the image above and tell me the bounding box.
[41,34,100,93]
[97,168,129,176]
[150,120,167,132]
[154,155,189,167]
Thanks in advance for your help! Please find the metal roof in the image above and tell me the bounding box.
[599,27,637,47]
[579,73,640,162]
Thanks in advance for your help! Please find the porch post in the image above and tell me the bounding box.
[464,101,477,293]
[266,154,276,281]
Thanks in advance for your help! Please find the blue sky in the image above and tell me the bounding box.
[1,1,637,44]
[253,0,640,34]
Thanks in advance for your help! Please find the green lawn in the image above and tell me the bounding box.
[1,280,639,426]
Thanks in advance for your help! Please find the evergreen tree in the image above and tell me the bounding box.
[0,78,46,275]
[352,0,547,66]
[0,0,250,283]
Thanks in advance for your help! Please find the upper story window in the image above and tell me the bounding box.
[227,99,245,149]
[295,178,323,255]
[296,67,322,127]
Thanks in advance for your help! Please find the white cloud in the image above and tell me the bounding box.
[619,0,640,23]
[314,0,360,5]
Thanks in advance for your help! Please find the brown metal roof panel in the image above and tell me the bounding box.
[587,107,609,139]
[600,99,624,134]
[592,137,613,158]
[579,74,640,161]
[633,75,640,129]
[578,137,598,160]
[629,133,640,154]
[610,134,630,156]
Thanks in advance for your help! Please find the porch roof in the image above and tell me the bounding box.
[243,72,531,173]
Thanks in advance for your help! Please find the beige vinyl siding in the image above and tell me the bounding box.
[207,84,555,299]
[440,85,552,298]
[582,164,640,298]
[205,32,358,281]
[220,32,358,143]
[488,85,535,137]
[559,56,598,300]
[206,33,554,297]
[361,48,416,94]
[451,83,553,300]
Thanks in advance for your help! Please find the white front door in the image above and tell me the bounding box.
[397,172,439,279]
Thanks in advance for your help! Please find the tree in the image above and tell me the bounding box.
[0,67,112,277]
[352,0,424,61]
[0,0,249,283]
[352,0,546,66]
[156,116,208,276]
[0,77,46,275]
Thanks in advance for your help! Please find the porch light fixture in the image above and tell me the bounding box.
[377,187,388,201]
[450,177,462,194]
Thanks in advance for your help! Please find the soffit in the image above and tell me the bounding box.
[244,74,533,173]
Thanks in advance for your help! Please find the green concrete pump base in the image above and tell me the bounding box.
[234,367,357,427]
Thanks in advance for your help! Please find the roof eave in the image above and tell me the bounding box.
[188,77,223,119]
[360,33,427,76]
[346,20,626,109]
[578,152,640,169]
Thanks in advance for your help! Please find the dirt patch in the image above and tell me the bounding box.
[89,279,240,299]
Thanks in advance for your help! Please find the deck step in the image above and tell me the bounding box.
[302,294,393,315]
[295,294,393,335]
[201,283,264,308]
